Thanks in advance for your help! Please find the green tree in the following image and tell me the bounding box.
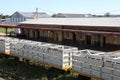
[104,12,110,17]
[0,13,10,19]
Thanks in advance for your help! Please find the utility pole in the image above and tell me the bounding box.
[36,8,38,19]
[33,8,39,19]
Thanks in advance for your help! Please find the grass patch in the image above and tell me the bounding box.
[0,28,14,33]
[0,54,80,80]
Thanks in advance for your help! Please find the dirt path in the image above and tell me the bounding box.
[112,50,120,54]
[0,33,6,36]
[0,77,6,80]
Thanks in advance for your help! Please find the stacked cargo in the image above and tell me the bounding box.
[26,42,51,61]
[9,37,78,70]
[103,53,120,80]
[2,36,120,80]
[112,57,120,80]
[72,50,90,74]
[72,50,120,80]
[101,53,115,80]
[44,45,78,69]
[10,39,45,62]
[72,50,105,78]
[0,37,12,54]
[89,50,105,78]
[0,36,20,54]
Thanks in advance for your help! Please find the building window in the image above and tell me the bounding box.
[10,18,12,22]
[13,18,14,22]
[16,18,18,22]
[23,18,25,21]
[19,18,21,22]
[16,17,19,22]
[18,17,20,22]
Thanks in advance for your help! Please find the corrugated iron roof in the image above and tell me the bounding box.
[20,12,50,18]
[20,18,120,27]
[11,11,50,18]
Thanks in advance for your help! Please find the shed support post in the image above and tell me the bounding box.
[5,27,8,36]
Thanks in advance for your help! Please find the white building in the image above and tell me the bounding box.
[10,11,50,24]
[3,11,50,34]
[1,18,11,24]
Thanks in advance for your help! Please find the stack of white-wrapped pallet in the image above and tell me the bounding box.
[0,36,20,54]
[72,50,91,74]
[102,53,115,80]
[72,50,85,73]
[10,39,29,56]
[72,50,120,80]
[112,57,120,80]
[89,50,105,78]
[44,45,78,69]
[0,37,11,54]
[9,37,78,70]
[103,53,120,80]
[72,50,105,78]
[26,42,51,61]
[10,39,44,61]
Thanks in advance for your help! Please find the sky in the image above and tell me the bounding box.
[1,0,120,15]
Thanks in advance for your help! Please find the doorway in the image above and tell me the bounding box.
[102,36,106,47]
[95,34,101,47]
[72,32,76,44]
[27,29,30,38]
[86,35,91,45]
[36,30,40,39]
[33,30,35,39]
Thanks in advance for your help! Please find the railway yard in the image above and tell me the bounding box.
[0,36,120,80]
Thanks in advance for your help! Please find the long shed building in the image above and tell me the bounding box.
[18,18,120,51]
